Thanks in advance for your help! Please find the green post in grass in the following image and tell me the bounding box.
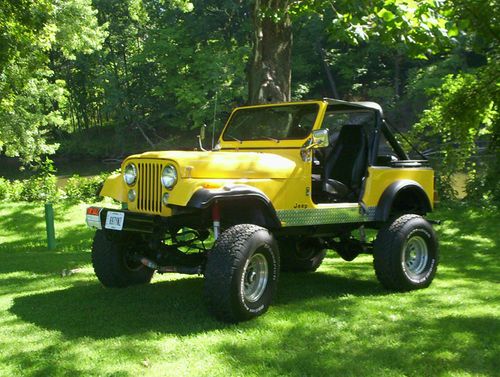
[44,203,56,250]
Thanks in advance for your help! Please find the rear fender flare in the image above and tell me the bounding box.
[375,180,432,221]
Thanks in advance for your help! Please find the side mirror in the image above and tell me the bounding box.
[197,124,208,151]
[200,124,206,141]
[311,129,329,148]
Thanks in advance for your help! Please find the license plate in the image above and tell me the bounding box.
[105,211,125,231]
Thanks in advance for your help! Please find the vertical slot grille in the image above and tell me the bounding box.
[137,162,162,213]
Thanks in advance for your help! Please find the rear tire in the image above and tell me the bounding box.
[373,214,438,291]
[204,224,279,322]
[91,230,154,288]
[278,237,326,272]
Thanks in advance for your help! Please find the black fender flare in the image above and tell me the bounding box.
[375,180,432,221]
[186,184,281,229]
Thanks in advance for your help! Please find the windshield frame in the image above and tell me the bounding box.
[221,102,321,143]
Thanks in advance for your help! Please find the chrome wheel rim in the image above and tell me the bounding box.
[243,252,268,302]
[403,235,429,278]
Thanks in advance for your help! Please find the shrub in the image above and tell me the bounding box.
[412,69,498,202]
[15,158,60,202]
[0,178,9,201]
[9,180,24,201]
[0,161,113,203]
[64,173,109,202]
[19,175,59,202]
[0,178,26,202]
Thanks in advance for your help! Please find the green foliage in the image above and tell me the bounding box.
[19,174,59,202]
[0,0,460,161]
[18,158,59,202]
[410,0,499,202]
[1,0,497,206]
[0,178,9,201]
[56,124,198,160]
[0,158,113,203]
[0,0,106,163]
[0,64,66,163]
[0,179,24,202]
[0,159,59,202]
[52,0,108,60]
[413,65,499,201]
[288,0,453,57]
[56,0,248,157]
[64,173,110,203]
[0,171,111,203]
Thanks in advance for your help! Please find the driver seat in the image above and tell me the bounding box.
[323,124,368,201]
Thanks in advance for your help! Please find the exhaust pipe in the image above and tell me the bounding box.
[140,257,202,275]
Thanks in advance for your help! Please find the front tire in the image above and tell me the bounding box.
[204,224,279,322]
[91,230,154,288]
[373,214,438,291]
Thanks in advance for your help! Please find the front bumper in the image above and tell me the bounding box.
[86,206,208,234]
[86,207,157,233]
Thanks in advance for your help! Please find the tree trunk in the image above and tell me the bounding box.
[247,0,292,105]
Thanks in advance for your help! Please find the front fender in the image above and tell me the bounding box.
[186,184,281,229]
[186,184,270,208]
[100,173,127,202]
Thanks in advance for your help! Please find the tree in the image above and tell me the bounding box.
[248,1,292,104]
[0,0,106,164]
[247,0,451,105]
[412,0,499,201]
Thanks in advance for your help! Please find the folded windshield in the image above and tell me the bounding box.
[222,103,319,142]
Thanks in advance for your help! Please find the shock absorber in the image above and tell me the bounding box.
[212,202,221,240]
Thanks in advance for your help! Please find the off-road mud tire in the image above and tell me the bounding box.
[373,214,438,291]
[91,230,154,288]
[204,224,279,322]
[278,237,326,272]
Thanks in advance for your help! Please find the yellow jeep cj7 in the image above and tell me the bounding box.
[86,99,438,322]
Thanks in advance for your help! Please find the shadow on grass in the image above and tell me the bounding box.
[10,271,381,339]
[0,203,46,239]
[3,201,499,377]
[215,313,499,376]
[0,229,91,276]
[0,202,94,254]
[10,277,222,337]
[0,201,95,278]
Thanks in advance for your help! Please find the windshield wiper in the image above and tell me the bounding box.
[260,137,280,143]
[225,135,242,144]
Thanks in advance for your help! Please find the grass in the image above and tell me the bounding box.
[0,201,498,376]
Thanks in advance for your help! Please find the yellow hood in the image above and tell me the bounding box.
[129,150,297,179]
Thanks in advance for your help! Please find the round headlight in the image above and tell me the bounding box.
[161,164,177,189]
[123,163,137,186]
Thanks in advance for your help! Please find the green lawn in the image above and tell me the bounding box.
[0,202,498,377]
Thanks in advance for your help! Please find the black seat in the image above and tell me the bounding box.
[323,124,368,201]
